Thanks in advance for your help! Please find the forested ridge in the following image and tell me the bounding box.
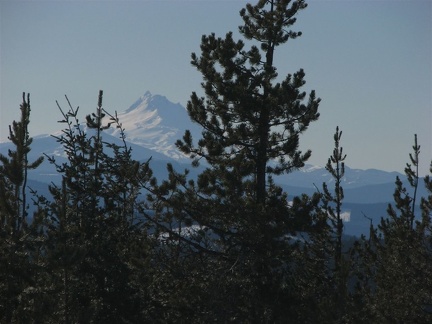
[1,1,431,322]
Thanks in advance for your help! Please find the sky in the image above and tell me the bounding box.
[1,0,431,175]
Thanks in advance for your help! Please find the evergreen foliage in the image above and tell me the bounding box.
[176,0,320,205]
[31,91,154,322]
[350,135,432,322]
[1,1,431,322]
[146,0,321,320]
[322,126,347,272]
[0,93,44,322]
[295,127,351,322]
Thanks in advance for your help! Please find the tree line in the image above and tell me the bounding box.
[1,0,431,322]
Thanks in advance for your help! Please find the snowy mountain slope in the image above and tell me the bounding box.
[0,130,176,184]
[103,91,202,160]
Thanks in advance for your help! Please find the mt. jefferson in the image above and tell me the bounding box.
[104,91,202,161]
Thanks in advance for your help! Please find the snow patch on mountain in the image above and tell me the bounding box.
[104,91,202,160]
[277,164,404,189]
[300,165,322,173]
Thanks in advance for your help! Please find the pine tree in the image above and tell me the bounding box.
[294,127,351,322]
[0,93,44,234]
[177,0,320,205]
[0,93,44,322]
[322,126,347,273]
[351,135,432,322]
[145,0,320,321]
[322,127,351,319]
[35,91,154,322]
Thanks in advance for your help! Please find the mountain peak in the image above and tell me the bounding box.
[104,91,201,160]
[125,91,178,114]
[126,91,153,113]
[143,90,152,97]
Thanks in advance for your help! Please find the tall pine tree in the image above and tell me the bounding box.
[350,135,432,322]
[177,0,320,205]
[0,93,44,322]
[145,0,321,321]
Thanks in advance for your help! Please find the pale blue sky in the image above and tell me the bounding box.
[1,0,431,175]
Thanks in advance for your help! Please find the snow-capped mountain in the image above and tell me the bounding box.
[103,91,202,161]
[0,91,427,237]
[0,92,207,185]
[0,91,409,191]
